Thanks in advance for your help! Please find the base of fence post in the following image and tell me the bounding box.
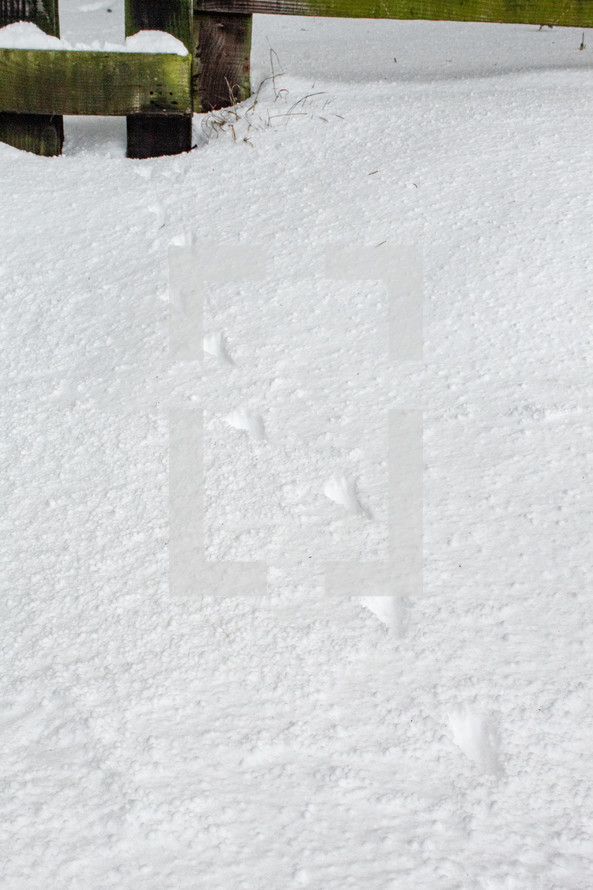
[126,113,193,159]
[0,112,63,156]
[2,0,62,156]
[194,12,252,112]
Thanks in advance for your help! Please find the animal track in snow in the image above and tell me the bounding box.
[147,200,165,229]
[204,331,234,365]
[448,705,501,775]
[360,595,408,636]
[225,409,265,441]
[323,473,370,517]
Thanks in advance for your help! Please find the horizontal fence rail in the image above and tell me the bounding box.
[193,0,593,27]
[0,49,191,116]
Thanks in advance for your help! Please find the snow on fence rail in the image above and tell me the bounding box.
[1,0,591,158]
[0,0,196,156]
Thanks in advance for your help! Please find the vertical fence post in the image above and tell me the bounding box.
[0,0,63,155]
[125,0,193,158]
[193,11,251,112]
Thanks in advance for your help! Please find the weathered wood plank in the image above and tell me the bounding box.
[125,112,193,157]
[193,0,593,28]
[0,50,192,116]
[0,111,63,154]
[125,0,193,51]
[194,12,251,111]
[126,0,193,157]
[1,0,62,156]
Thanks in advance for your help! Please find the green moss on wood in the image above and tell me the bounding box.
[193,0,593,27]
[1,0,62,156]
[0,49,192,115]
[125,0,194,157]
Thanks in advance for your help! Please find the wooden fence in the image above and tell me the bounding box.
[1,0,591,158]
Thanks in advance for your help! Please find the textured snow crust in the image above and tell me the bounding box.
[2,5,593,888]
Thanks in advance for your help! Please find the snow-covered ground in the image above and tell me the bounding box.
[2,5,593,887]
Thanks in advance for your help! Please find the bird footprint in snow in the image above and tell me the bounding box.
[448,705,502,775]
[225,409,265,441]
[204,331,234,365]
[324,473,370,517]
[360,595,408,635]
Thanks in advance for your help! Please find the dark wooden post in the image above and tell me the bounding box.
[125,0,193,158]
[193,11,251,111]
[0,0,63,155]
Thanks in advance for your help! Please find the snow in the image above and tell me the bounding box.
[120,31,188,55]
[2,3,593,888]
[0,22,188,54]
[0,22,63,49]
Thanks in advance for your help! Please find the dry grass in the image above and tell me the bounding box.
[197,49,342,147]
